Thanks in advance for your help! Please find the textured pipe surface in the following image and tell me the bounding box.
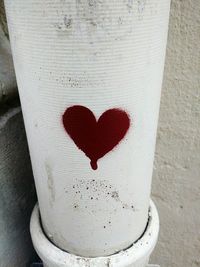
[30,201,159,267]
[5,0,170,257]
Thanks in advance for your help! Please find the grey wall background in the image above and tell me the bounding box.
[0,2,37,266]
[0,103,37,267]
[151,1,200,266]
[0,0,199,266]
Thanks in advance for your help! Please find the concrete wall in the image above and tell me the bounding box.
[0,0,199,266]
[151,1,200,266]
[0,3,37,267]
[0,103,37,267]
[0,0,17,102]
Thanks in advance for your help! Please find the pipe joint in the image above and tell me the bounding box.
[30,200,159,267]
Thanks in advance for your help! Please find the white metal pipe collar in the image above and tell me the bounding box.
[30,200,159,267]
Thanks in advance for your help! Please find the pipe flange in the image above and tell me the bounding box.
[30,200,159,267]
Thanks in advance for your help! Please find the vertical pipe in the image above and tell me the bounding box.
[5,0,170,259]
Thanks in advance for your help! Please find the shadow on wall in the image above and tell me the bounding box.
[0,0,8,38]
[0,0,17,102]
[0,99,38,267]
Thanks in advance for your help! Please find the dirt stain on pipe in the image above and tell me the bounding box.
[45,160,55,206]
[111,190,135,212]
[69,179,136,213]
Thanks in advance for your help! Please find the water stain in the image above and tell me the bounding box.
[54,15,73,32]
[45,160,55,206]
[137,0,147,13]
[126,0,134,12]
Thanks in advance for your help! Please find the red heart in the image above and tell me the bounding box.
[62,106,130,170]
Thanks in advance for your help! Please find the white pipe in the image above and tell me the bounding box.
[31,200,159,267]
[4,0,170,265]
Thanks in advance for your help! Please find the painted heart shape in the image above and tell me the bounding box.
[62,105,130,170]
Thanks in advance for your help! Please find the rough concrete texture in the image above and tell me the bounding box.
[151,0,200,267]
[0,0,17,102]
[0,102,37,267]
[0,0,8,38]
[0,25,17,102]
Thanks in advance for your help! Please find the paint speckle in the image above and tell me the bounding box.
[111,191,119,199]
[74,204,79,209]
[64,15,72,28]
[68,179,137,213]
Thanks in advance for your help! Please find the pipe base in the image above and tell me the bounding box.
[30,200,159,267]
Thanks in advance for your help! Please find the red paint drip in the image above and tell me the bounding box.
[90,160,98,171]
[62,105,130,170]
